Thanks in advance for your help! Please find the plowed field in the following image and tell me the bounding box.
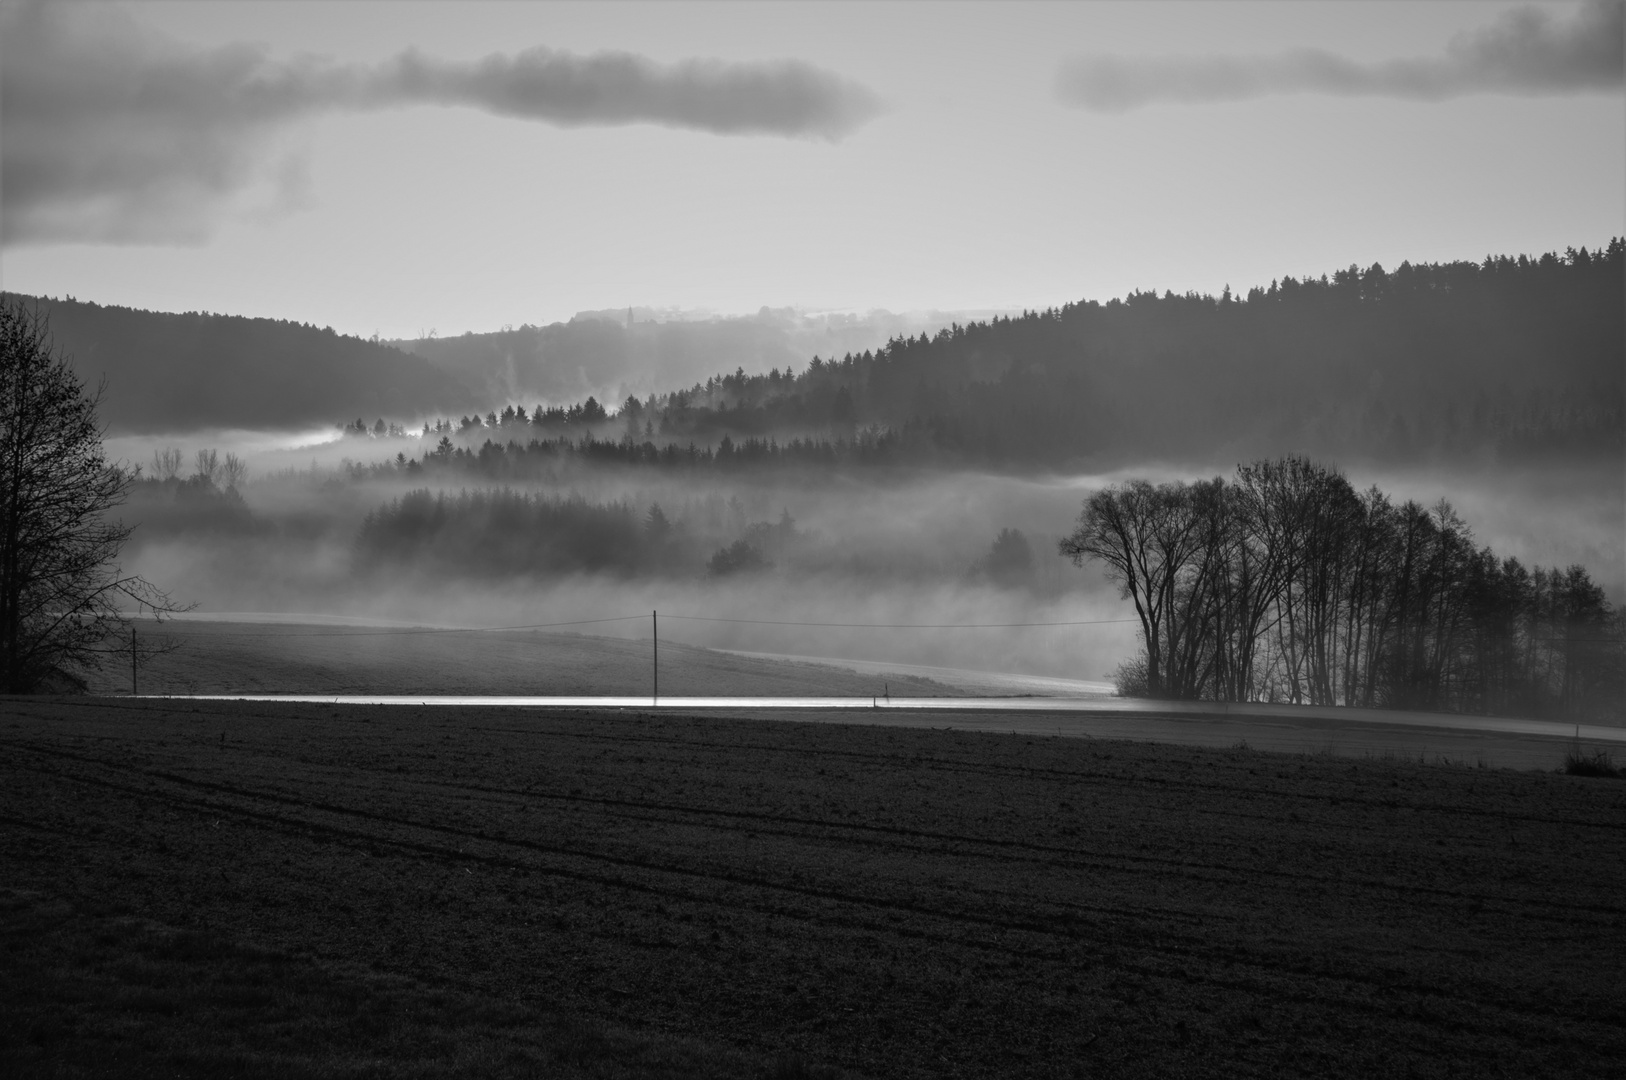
[3,697,1623,1078]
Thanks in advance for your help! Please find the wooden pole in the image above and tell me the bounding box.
[131,623,138,697]
[653,610,658,707]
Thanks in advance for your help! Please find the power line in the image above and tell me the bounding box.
[180,615,649,639]
[663,614,1139,629]
[137,612,1139,638]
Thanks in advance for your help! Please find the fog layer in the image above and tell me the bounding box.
[116,453,1622,685]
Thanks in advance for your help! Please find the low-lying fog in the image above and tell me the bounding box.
[108,427,1626,684]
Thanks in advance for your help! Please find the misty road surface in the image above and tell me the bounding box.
[148,694,1624,771]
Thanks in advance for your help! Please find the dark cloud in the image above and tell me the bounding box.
[365,47,881,137]
[0,3,883,245]
[1056,0,1623,112]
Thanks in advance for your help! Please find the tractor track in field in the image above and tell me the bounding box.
[466,722,1624,830]
[7,736,1624,1048]
[21,697,1617,830]
[6,700,1624,1079]
[8,768,1611,1052]
[10,736,1622,928]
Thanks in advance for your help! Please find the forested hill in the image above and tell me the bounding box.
[621,241,1623,468]
[388,307,994,410]
[11,240,1621,456]
[0,295,482,433]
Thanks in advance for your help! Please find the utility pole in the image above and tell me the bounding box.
[652,609,658,707]
[131,623,138,697]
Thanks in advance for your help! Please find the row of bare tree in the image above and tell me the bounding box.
[1062,457,1621,720]
[148,446,247,488]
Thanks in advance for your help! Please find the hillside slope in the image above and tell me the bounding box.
[12,240,1620,461]
[2,294,481,433]
[603,241,1625,468]
[389,307,995,415]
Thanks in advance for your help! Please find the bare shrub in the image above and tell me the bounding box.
[1564,749,1621,778]
[1113,650,1150,697]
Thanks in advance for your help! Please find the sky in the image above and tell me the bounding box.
[2,0,1622,338]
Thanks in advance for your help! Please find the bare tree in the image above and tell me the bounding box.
[1060,480,1213,698]
[0,298,180,693]
[221,452,248,489]
[193,448,220,485]
[1068,455,1620,719]
[151,445,184,481]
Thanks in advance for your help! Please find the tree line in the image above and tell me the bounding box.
[352,486,1032,587]
[334,429,909,484]
[11,239,1617,463]
[353,489,806,581]
[372,240,1621,471]
[1062,457,1622,722]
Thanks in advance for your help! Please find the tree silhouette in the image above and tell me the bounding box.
[150,445,183,481]
[1061,455,1623,719]
[193,448,219,485]
[221,452,248,490]
[645,503,671,540]
[974,528,1036,588]
[0,298,180,692]
[707,539,769,577]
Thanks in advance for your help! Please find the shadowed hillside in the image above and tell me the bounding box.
[390,307,996,416]
[10,242,1619,460]
[0,295,482,434]
[579,240,1624,469]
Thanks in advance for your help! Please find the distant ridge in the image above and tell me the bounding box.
[388,306,1004,414]
[543,241,1625,468]
[0,294,481,434]
[10,240,1621,458]
[4,291,992,434]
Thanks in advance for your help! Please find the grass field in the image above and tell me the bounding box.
[3,697,1624,1078]
[85,619,973,699]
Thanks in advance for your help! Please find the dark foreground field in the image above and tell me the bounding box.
[3,699,1623,1079]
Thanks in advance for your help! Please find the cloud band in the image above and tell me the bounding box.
[0,4,883,245]
[1057,0,1623,111]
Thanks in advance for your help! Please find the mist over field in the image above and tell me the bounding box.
[108,433,1623,686]
[16,239,1625,710]
[115,462,1134,681]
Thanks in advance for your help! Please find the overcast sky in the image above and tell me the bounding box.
[2,0,1621,338]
